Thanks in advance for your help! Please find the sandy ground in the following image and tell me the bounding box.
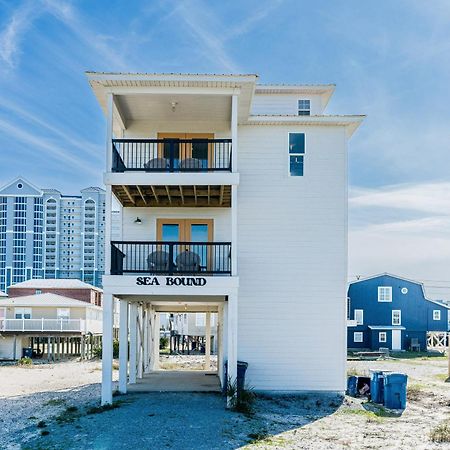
[159,353,218,370]
[0,355,449,449]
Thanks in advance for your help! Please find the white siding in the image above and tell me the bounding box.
[236,124,348,391]
[251,94,324,116]
[122,207,231,242]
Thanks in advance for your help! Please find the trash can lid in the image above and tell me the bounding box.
[384,373,408,382]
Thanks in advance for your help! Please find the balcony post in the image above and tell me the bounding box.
[106,92,113,173]
[231,93,238,172]
[204,311,211,370]
[104,186,112,277]
[129,302,138,384]
[22,318,25,332]
[41,317,44,331]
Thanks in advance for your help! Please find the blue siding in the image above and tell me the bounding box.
[347,275,449,350]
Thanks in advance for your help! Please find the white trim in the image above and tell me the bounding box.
[392,310,401,326]
[353,332,363,343]
[354,309,364,325]
[379,331,387,343]
[433,310,441,321]
[378,286,392,302]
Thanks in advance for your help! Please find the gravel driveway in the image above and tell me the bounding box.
[1,355,449,449]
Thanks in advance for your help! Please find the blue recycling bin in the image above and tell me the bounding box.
[383,373,408,409]
[370,371,391,404]
[347,376,358,397]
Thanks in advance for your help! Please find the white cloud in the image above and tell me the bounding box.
[349,181,450,300]
[0,0,39,68]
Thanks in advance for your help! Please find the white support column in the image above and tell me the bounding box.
[153,312,160,371]
[217,304,224,384]
[204,311,211,371]
[129,303,138,384]
[231,93,238,173]
[231,186,238,276]
[104,185,112,277]
[101,293,114,405]
[137,305,143,379]
[227,293,238,407]
[143,307,149,373]
[118,299,128,394]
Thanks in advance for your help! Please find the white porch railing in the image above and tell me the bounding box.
[0,318,102,334]
[427,331,449,351]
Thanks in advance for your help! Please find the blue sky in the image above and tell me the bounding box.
[1,0,450,297]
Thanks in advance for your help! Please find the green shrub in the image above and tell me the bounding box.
[226,377,256,415]
[159,336,169,350]
[18,357,33,365]
[431,420,450,443]
[93,340,119,359]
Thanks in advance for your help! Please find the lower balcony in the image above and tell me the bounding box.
[0,319,102,334]
[111,241,231,276]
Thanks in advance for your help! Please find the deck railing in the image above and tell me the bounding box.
[112,139,232,172]
[111,241,232,275]
[0,318,102,333]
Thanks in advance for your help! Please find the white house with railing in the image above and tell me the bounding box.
[87,72,364,405]
[0,293,102,359]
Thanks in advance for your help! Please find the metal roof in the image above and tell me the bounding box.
[9,279,102,291]
[0,293,101,309]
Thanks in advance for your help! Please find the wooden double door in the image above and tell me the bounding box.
[157,218,214,270]
[157,133,214,167]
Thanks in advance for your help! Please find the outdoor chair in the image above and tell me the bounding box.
[144,157,169,170]
[176,250,201,273]
[179,158,203,170]
[409,338,421,352]
[147,250,170,273]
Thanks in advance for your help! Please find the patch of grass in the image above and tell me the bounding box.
[86,401,122,415]
[347,367,359,377]
[407,383,427,402]
[44,398,66,407]
[55,405,81,424]
[246,433,287,447]
[36,420,46,428]
[17,357,33,365]
[430,419,450,443]
[390,351,446,360]
[339,408,383,422]
[433,373,448,381]
[40,430,50,436]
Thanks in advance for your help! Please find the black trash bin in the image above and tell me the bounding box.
[22,347,32,358]
[237,361,248,392]
[223,360,249,393]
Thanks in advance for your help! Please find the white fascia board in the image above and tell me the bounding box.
[104,87,240,96]
[86,72,258,84]
[102,275,239,297]
[104,172,239,186]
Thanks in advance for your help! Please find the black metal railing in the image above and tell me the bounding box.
[112,138,232,172]
[111,241,232,275]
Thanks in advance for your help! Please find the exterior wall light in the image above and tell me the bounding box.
[134,217,142,224]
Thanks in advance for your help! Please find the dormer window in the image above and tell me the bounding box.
[298,99,311,116]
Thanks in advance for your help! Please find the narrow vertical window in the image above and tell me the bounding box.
[379,332,387,343]
[433,310,441,321]
[354,309,364,325]
[289,133,305,176]
[298,99,311,116]
[392,310,401,326]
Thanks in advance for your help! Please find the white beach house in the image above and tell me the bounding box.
[86,72,364,405]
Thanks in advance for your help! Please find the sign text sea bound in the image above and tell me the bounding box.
[136,276,207,287]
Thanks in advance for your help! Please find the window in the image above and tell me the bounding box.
[35,289,41,294]
[354,309,364,325]
[353,332,363,343]
[57,308,70,320]
[433,310,441,321]
[288,133,305,176]
[378,286,392,302]
[392,310,401,326]
[298,99,311,116]
[379,332,387,343]
[15,308,32,319]
[195,313,205,326]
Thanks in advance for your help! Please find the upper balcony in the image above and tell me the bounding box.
[112,138,232,173]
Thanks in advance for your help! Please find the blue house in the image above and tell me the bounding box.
[347,273,449,351]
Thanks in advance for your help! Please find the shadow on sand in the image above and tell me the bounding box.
[5,384,344,450]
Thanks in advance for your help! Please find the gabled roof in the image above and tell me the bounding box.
[0,293,101,309]
[349,273,450,309]
[81,187,105,193]
[9,279,102,292]
[0,177,42,196]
